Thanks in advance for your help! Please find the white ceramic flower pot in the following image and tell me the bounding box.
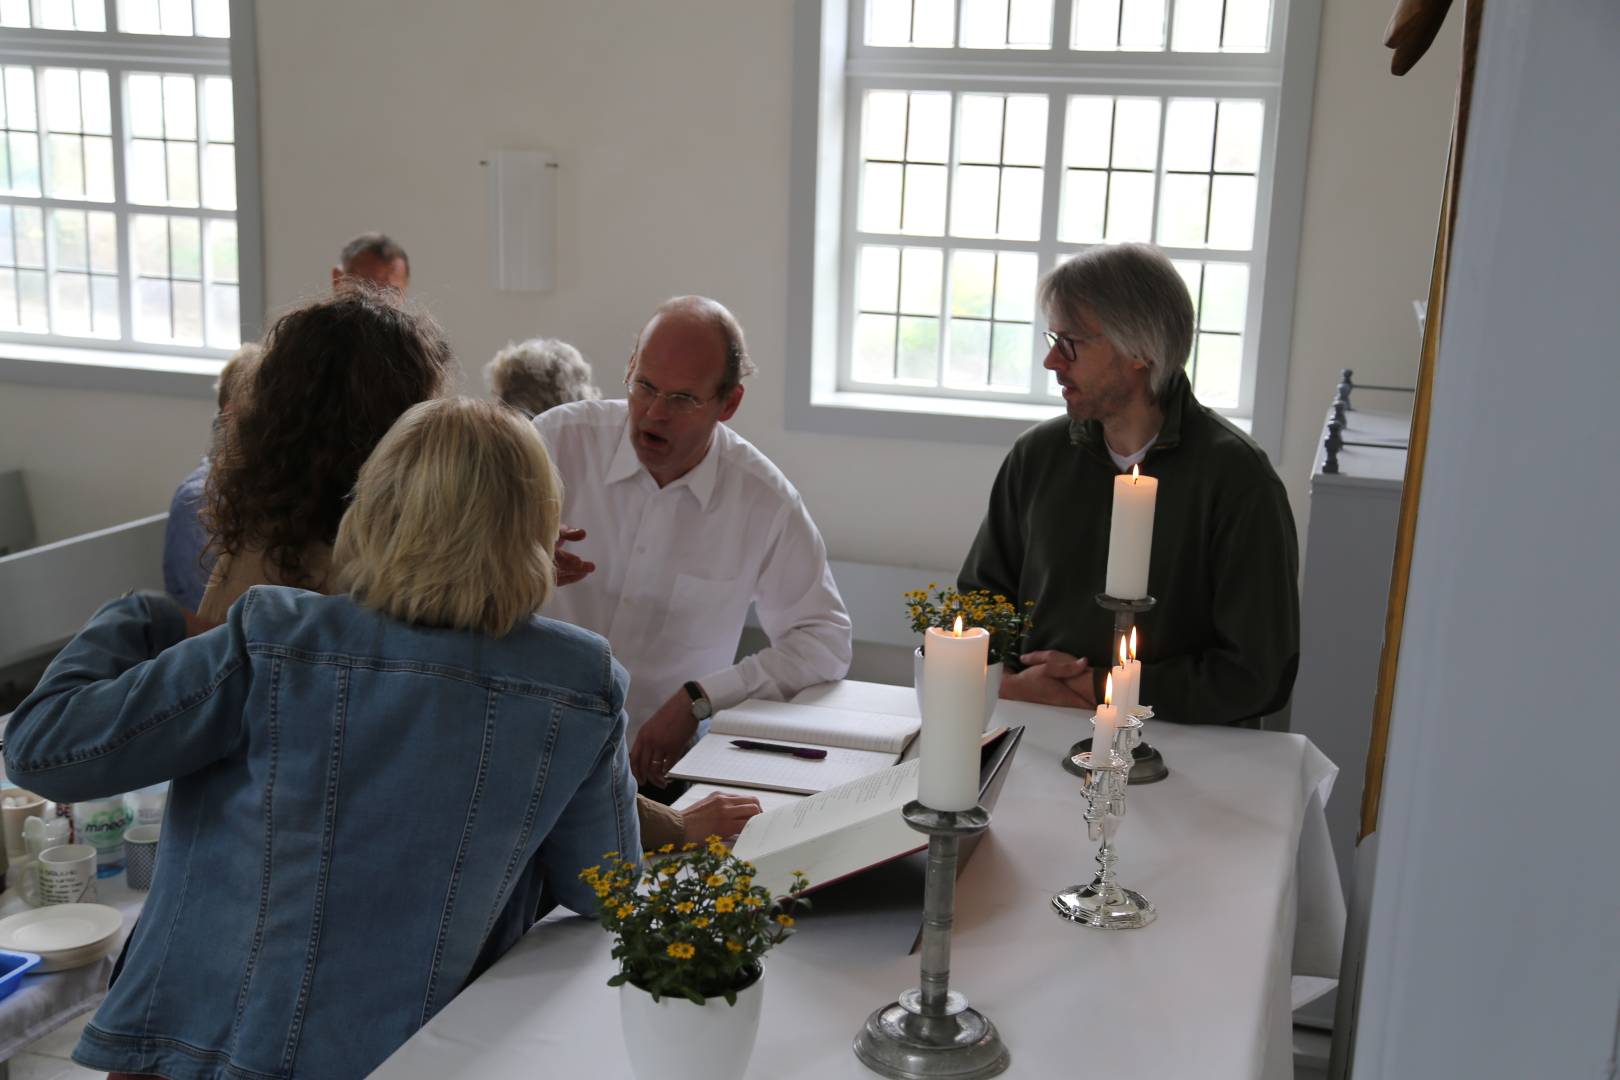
[913,646,1004,731]
[619,969,765,1080]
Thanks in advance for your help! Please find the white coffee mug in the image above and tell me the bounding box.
[26,843,98,905]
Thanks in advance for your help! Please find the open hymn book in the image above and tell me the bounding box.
[726,726,1024,897]
[666,699,921,796]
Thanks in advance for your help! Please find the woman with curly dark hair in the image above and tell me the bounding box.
[196,287,451,622]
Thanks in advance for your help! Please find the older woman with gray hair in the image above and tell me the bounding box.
[485,337,601,417]
[958,241,1300,729]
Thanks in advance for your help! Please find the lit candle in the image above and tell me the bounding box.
[1113,632,1140,717]
[1104,465,1158,600]
[919,615,989,811]
[1092,673,1119,767]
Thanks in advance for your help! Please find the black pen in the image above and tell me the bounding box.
[730,739,828,760]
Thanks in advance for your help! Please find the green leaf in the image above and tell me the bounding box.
[607,973,628,987]
[683,988,706,1006]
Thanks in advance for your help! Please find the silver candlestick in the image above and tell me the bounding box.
[854,802,1010,1079]
[1052,715,1157,929]
[1078,592,1168,784]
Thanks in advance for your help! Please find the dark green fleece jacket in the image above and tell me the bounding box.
[958,370,1299,726]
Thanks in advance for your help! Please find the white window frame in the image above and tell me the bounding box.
[784,0,1322,458]
[0,0,263,399]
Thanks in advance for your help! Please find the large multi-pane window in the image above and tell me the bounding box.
[840,0,1292,416]
[0,0,248,356]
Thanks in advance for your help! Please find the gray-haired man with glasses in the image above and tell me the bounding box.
[534,295,853,808]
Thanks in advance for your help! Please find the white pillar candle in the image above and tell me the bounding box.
[1104,465,1159,600]
[1115,628,1142,716]
[919,618,989,811]
[1092,673,1120,766]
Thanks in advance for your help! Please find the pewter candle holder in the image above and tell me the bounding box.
[854,801,1010,1080]
[1052,715,1157,929]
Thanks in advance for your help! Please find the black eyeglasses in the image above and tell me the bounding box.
[624,375,718,416]
[1043,329,1093,364]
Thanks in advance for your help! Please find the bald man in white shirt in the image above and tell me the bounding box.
[536,296,853,795]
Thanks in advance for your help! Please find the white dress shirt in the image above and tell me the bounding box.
[535,399,852,737]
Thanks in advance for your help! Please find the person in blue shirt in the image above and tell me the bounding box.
[160,342,260,611]
[6,397,638,1080]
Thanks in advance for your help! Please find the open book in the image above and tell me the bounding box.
[668,699,921,796]
[730,726,1024,897]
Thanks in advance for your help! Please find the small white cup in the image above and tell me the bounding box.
[29,843,98,905]
[1,791,47,860]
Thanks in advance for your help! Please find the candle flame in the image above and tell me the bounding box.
[1129,626,1138,661]
[1119,635,1129,667]
[1104,672,1113,707]
[1131,464,1140,484]
[952,615,964,637]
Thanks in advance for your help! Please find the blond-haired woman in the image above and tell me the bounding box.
[5,398,636,1080]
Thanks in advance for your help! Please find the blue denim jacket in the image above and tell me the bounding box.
[4,587,638,1080]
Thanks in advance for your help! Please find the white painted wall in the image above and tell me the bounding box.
[2,0,1458,570]
[1348,4,1620,1077]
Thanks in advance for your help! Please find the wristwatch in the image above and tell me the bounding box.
[683,681,714,722]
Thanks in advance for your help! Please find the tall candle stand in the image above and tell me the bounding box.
[1062,593,1168,784]
[854,802,1010,1080]
[1052,715,1157,928]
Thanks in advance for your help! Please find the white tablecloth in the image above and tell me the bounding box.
[0,871,145,1061]
[372,681,1344,1080]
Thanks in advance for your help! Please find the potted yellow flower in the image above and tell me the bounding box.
[582,840,810,1080]
[904,585,1035,726]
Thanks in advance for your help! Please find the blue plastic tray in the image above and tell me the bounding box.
[0,948,43,1000]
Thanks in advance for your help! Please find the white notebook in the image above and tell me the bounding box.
[667,699,921,796]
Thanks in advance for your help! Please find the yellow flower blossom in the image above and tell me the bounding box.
[775,914,795,927]
[666,942,696,960]
[715,896,736,913]
[659,863,679,877]
[616,904,634,918]
[693,917,710,928]
[705,873,726,887]
[674,901,695,914]
[657,843,676,854]
[725,940,744,953]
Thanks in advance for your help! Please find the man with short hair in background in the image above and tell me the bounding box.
[535,295,853,825]
[958,242,1299,726]
[332,232,410,293]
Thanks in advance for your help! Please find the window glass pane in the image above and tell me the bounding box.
[92,274,119,336]
[1223,0,1271,50]
[203,142,235,209]
[998,166,1042,240]
[133,214,169,275]
[195,0,230,37]
[993,251,1037,323]
[17,268,47,330]
[950,251,995,319]
[5,68,37,129]
[117,0,160,33]
[959,0,1009,49]
[204,77,234,142]
[861,161,903,233]
[853,313,897,382]
[4,132,41,195]
[80,71,111,135]
[896,315,938,380]
[128,75,164,139]
[51,270,92,334]
[207,283,238,346]
[1171,0,1222,52]
[1070,0,1121,50]
[43,69,81,132]
[1214,100,1264,173]
[1157,173,1210,246]
[1002,95,1047,167]
[158,0,193,35]
[39,0,76,30]
[905,93,951,164]
[162,74,196,140]
[867,0,913,46]
[0,0,31,27]
[136,277,170,339]
[46,134,85,198]
[898,247,942,315]
[949,165,999,238]
[863,91,907,160]
[128,138,166,203]
[912,0,954,47]
[1007,0,1052,48]
[172,279,202,341]
[1105,171,1155,242]
[1064,97,1113,169]
[1207,174,1257,249]
[73,0,106,31]
[958,95,1003,166]
[1200,262,1248,333]
[1163,99,1215,171]
[166,140,199,205]
[12,206,44,266]
[207,218,237,282]
[88,210,117,272]
[0,208,12,263]
[1172,260,1204,322]
[1060,169,1107,242]
[858,245,900,311]
[170,216,201,278]
[1118,0,1167,50]
[0,269,17,328]
[1193,332,1241,407]
[901,163,947,234]
[49,209,88,270]
[1111,98,1161,170]
[84,134,113,200]
[946,319,989,387]
[990,322,1030,388]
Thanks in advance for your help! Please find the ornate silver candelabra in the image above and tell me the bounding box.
[854,802,1010,1080]
[1052,714,1157,929]
[1064,592,1167,784]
